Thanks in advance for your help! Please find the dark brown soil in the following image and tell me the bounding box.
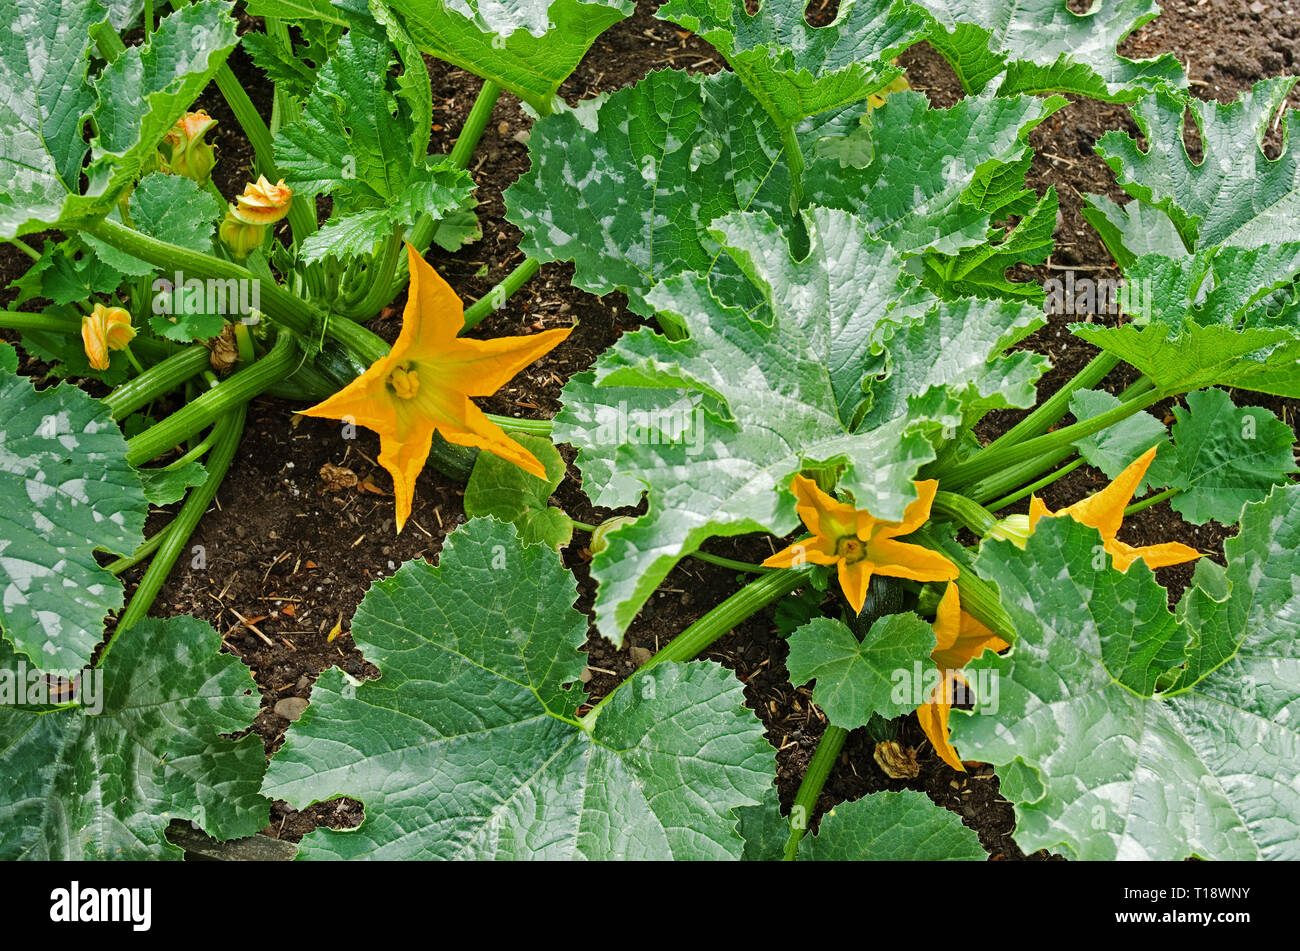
[4,0,1297,859]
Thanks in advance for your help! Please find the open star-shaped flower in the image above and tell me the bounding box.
[299,244,571,532]
[1029,445,1201,571]
[916,584,1009,772]
[762,474,957,613]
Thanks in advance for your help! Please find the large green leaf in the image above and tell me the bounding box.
[508,72,1058,317]
[860,295,1048,431]
[802,790,985,860]
[654,0,928,126]
[558,206,1055,643]
[1079,193,1187,269]
[1125,245,1300,329]
[297,164,474,265]
[557,219,951,644]
[0,372,146,670]
[921,188,1060,301]
[381,0,631,114]
[1073,244,1300,398]
[0,617,269,859]
[803,90,1064,255]
[0,0,106,236]
[263,518,772,859]
[915,0,1185,100]
[275,31,474,262]
[1072,321,1300,398]
[714,208,917,422]
[786,616,936,728]
[1097,79,1300,251]
[505,69,798,317]
[88,1,239,209]
[1068,388,1169,495]
[955,497,1300,860]
[463,433,571,549]
[130,172,224,253]
[275,31,430,206]
[1145,387,1296,525]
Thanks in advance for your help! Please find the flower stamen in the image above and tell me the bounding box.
[388,365,420,400]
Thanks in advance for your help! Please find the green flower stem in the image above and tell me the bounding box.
[983,456,1084,512]
[961,352,1120,467]
[966,447,1076,507]
[779,124,806,214]
[1118,376,1156,401]
[104,345,210,420]
[782,724,847,861]
[941,388,1165,491]
[79,222,554,436]
[5,238,39,261]
[0,309,81,334]
[582,567,807,725]
[122,345,146,375]
[462,257,542,331]
[490,415,553,436]
[164,427,217,469]
[909,525,1017,645]
[91,21,126,60]
[234,321,257,364]
[569,521,771,574]
[106,517,177,575]
[215,64,317,243]
[81,218,373,354]
[125,332,295,465]
[931,490,999,536]
[449,80,502,170]
[106,405,245,654]
[685,551,773,574]
[641,567,806,669]
[1125,486,1179,517]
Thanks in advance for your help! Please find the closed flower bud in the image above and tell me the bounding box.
[590,516,637,555]
[219,207,267,258]
[162,110,218,184]
[230,176,293,225]
[987,513,1032,549]
[81,304,135,371]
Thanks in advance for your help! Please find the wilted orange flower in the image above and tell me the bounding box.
[163,110,218,183]
[762,475,958,613]
[81,304,135,370]
[915,584,1009,772]
[1028,446,1200,571]
[298,244,571,532]
[231,176,293,225]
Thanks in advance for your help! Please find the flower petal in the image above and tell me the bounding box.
[433,327,574,398]
[790,474,857,541]
[917,673,966,772]
[400,243,468,351]
[891,478,941,536]
[436,398,550,480]
[1107,538,1202,572]
[377,413,436,534]
[1060,445,1160,539]
[868,538,959,583]
[837,558,872,614]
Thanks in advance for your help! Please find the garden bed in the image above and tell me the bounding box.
[3,0,1298,862]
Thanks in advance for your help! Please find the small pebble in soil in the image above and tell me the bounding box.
[274,697,309,721]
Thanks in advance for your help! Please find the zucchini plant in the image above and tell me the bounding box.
[1,0,1297,861]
